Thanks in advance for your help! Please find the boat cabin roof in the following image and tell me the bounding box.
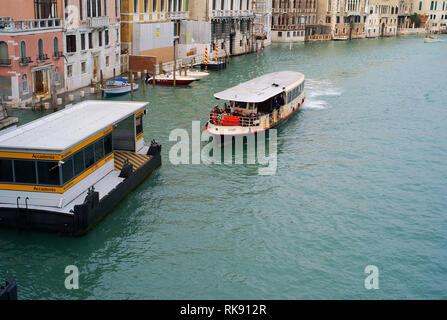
[214,71,305,103]
[0,100,148,154]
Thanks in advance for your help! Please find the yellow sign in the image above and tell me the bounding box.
[187,32,190,43]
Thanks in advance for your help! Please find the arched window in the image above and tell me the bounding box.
[0,41,9,65]
[38,39,44,60]
[20,41,27,64]
[22,74,28,93]
[53,37,59,57]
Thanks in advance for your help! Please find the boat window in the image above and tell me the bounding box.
[73,150,85,176]
[135,115,143,136]
[37,161,60,186]
[85,144,95,168]
[62,157,74,184]
[94,139,105,162]
[14,160,36,184]
[0,159,13,182]
[104,134,112,155]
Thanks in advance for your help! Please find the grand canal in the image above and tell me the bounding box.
[2,35,447,299]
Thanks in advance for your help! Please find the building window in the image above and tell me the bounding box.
[34,0,58,19]
[20,41,27,63]
[106,56,110,67]
[38,38,45,60]
[105,29,109,46]
[66,34,77,53]
[153,0,157,11]
[134,0,138,12]
[89,32,93,48]
[81,61,86,73]
[81,33,86,50]
[98,31,102,46]
[53,37,59,57]
[67,65,73,77]
[79,0,84,20]
[278,31,282,37]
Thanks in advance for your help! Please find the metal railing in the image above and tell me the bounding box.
[53,51,63,59]
[20,57,32,65]
[209,112,261,127]
[88,16,109,28]
[37,53,49,61]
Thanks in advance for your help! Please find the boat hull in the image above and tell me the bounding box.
[103,84,139,96]
[0,153,161,236]
[148,77,196,85]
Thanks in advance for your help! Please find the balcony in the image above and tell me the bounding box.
[88,16,110,28]
[168,11,189,20]
[37,53,49,62]
[20,57,32,65]
[53,51,63,59]
[0,58,11,66]
[0,18,62,32]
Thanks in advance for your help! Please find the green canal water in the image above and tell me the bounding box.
[2,35,447,299]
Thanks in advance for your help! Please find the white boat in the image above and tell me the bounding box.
[101,78,139,96]
[333,36,349,41]
[424,36,440,43]
[147,72,197,85]
[205,71,305,140]
[175,69,209,79]
[0,101,161,235]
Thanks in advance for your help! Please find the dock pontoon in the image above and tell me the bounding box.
[0,101,161,235]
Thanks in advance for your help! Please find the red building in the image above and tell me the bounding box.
[0,0,64,106]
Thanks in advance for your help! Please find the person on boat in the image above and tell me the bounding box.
[278,94,285,106]
[273,97,280,110]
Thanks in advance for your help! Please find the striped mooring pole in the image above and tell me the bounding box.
[205,47,208,71]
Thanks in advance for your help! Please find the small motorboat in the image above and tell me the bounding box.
[424,35,440,43]
[333,36,349,41]
[146,72,197,85]
[175,69,209,80]
[101,78,138,96]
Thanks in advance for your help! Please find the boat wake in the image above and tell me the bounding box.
[302,79,341,110]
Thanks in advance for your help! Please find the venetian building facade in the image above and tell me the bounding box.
[190,0,254,58]
[364,0,399,37]
[253,0,273,46]
[121,0,190,65]
[63,0,121,91]
[324,0,368,40]
[414,0,447,32]
[0,0,65,106]
[271,0,318,42]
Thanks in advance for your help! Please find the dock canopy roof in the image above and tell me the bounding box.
[214,71,305,103]
[0,100,148,154]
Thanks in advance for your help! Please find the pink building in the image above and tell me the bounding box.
[0,0,64,106]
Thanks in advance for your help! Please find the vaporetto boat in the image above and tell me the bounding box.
[0,101,161,235]
[205,71,305,139]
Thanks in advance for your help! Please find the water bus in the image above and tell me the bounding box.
[0,101,161,235]
[101,78,139,96]
[205,71,305,140]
